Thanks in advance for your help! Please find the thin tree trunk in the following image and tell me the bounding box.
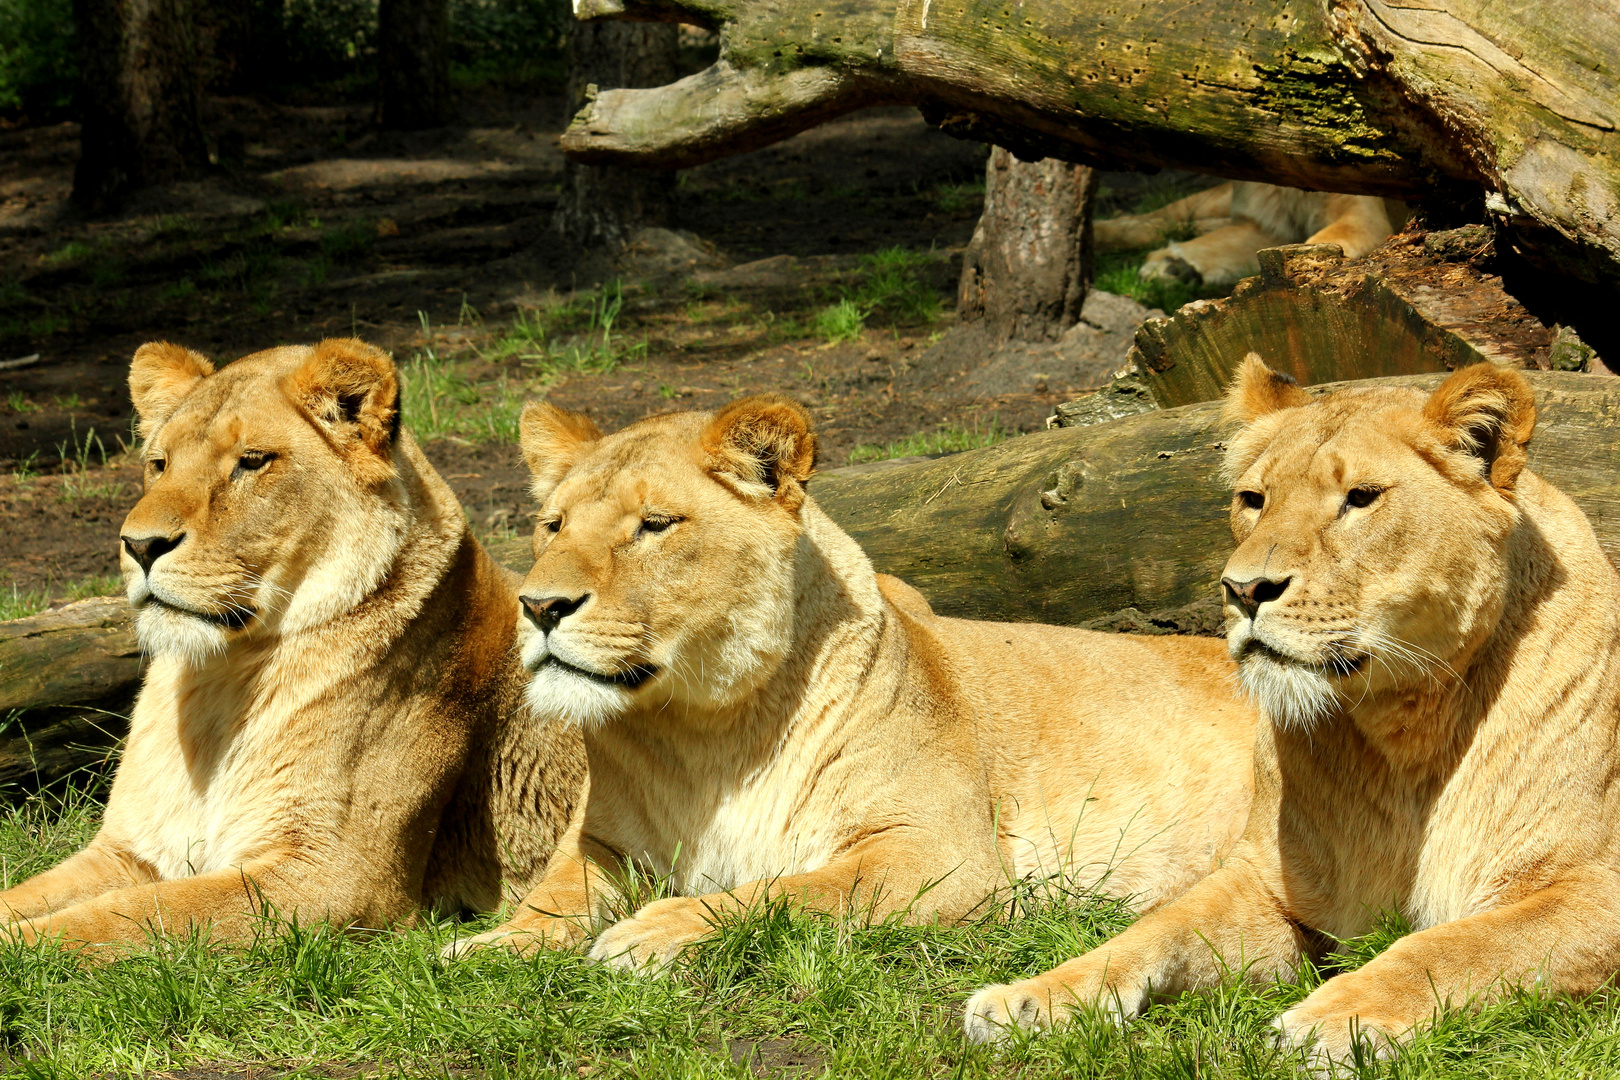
[377,0,453,130]
[958,148,1096,342]
[554,21,680,251]
[72,0,210,211]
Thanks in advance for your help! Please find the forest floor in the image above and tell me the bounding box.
[0,88,1218,614]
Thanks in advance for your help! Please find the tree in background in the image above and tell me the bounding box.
[378,0,451,129]
[72,0,210,211]
[958,148,1097,343]
[554,21,679,251]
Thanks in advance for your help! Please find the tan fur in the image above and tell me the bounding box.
[965,361,1620,1071]
[1094,182,1407,289]
[441,396,1259,969]
[0,340,584,951]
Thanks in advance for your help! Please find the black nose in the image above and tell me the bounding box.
[520,594,588,634]
[121,533,184,576]
[1221,576,1291,620]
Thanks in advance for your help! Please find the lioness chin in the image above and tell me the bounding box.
[440,395,1259,969]
[0,339,584,951]
[966,357,1620,1071]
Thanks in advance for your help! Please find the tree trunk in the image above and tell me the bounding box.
[72,0,210,211]
[377,0,453,130]
[558,0,1620,287]
[554,22,680,251]
[958,148,1096,343]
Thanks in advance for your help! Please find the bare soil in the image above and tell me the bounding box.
[0,89,1163,602]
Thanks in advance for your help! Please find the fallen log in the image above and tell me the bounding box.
[6,370,1618,788]
[560,0,1620,286]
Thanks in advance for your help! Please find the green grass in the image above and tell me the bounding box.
[2,785,1620,1077]
[848,418,1013,465]
[0,574,123,621]
[812,248,944,345]
[490,283,648,376]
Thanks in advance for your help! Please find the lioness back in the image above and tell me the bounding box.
[0,339,584,950]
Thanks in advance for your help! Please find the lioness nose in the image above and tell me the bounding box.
[520,594,588,634]
[121,533,184,576]
[1222,576,1291,620]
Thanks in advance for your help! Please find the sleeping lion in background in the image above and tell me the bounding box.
[1096,181,1407,287]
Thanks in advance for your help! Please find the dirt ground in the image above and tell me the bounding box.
[0,88,1193,604]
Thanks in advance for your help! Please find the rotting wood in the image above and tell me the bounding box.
[7,371,1620,791]
[558,0,1620,285]
[1121,228,1567,410]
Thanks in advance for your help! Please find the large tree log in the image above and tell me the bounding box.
[5,371,1619,790]
[559,0,1620,284]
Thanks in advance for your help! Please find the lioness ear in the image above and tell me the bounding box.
[519,401,601,504]
[702,394,818,510]
[129,342,214,438]
[289,338,399,482]
[1222,352,1311,424]
[1422,362,1536,492]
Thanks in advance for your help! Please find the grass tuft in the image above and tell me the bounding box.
[848,418,1013,465]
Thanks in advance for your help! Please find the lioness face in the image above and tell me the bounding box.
[514,397,817,727]
[1218,356,1534,727]
[121,340,406,662]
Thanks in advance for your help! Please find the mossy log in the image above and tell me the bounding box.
[5,372,1619,791]
[561,0,1620,283]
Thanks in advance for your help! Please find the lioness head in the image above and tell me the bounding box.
[1218,354,1536,727]
[513,396,818,726]
[121,338,407,661]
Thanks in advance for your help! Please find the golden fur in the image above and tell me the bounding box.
[442,396,1259,968]
[1095,182,1407,288]
[965,358,1620,1070]
[0,339,584,950]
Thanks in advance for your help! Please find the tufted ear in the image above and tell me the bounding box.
[702,394,818,511]
[519,401,601,505]
[288,338,399,483]
[1221,352,1311,425]
[1422,362,1537,492]
[129,342,214,438]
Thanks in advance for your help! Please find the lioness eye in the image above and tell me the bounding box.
[149,457,166,475]
[1346,486,1380,509]
[639,516,678,536]
[1238,490,1264,511]
[231,451,276,481]
[543,518,561,534]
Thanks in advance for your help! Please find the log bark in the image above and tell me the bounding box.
[377,0,453,130]
[558,0,1620,285]
[958,148,1096,343]
[72,0,211,210]
[554,22,681,251]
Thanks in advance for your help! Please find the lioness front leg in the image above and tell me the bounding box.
[0,857,386,953]
[441,820,622,959]
[1275,870,1620,1069]
[0,844,156,923]
[588,832,983,973]
[964,859,1306,1042]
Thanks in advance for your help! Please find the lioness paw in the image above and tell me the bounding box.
[1274,1003,1396,1077]
[963,981,1074,1043]
[440,915,587,961]
[587,897,712,974]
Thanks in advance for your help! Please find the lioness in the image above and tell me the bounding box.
[1095,181,1406,287]
[0,339,584,950]
[442,395,1259,967]
[966,358,1620,1067]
